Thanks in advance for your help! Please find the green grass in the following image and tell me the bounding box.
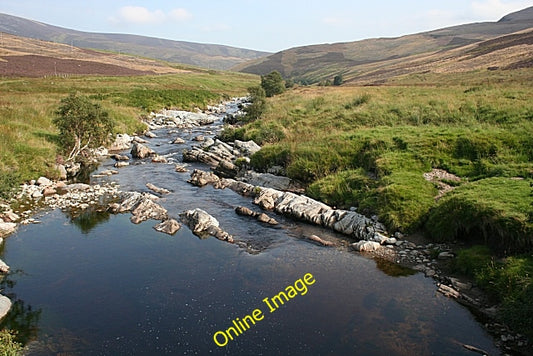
[232,71,533,241]
[454,246,533,340]
[0,71,258,197]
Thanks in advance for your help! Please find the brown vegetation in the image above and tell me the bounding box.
[0,32,186,77]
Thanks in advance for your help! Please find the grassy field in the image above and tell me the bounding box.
[0,70,258,197]
[229,69,533,244]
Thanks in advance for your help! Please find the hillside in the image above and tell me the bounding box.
[0,12,269,70]
[0,32,191,77]
[235,6,533,84]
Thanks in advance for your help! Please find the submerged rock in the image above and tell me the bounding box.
[235,206,278,225]
[307,234,335,247]
[146,183,170,195]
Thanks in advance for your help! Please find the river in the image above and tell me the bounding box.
[0,100,500,355]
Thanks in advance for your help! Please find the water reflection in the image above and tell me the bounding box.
[374,258,418,277]
[66,209,111,235]
[0,273,41,345]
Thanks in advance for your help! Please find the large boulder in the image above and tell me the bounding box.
[188,169,221,187]
[180,208,219,233]
[131,142,155,159]
[130,198,168,224]
[180,208,234,243]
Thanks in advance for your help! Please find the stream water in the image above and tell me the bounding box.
[0,101,500,355]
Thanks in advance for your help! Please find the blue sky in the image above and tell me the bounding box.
[1,0,532,52]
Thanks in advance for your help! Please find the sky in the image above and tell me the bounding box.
[1,0,532,52]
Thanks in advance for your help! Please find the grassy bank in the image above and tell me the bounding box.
[0,71,258,197]
[224,68,533,338]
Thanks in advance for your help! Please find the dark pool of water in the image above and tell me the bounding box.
[0,107,501,355]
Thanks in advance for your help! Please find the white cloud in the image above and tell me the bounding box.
[110,6,192,25]
[169,8,193,21]
[471,0,532,19]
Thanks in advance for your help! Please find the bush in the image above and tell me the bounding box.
[243,86,267,121]
[261,71,285,97]
[53,94,114,162]
[0,329,23,355]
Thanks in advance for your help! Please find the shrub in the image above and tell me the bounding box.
[243,86,266,121]
[261,71,285,97]
[53,94,114,162]
[0,329,23,355]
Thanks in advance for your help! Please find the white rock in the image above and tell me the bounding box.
[36,176,53,186]
[352,241,382,252]
[0,295,12,321]
[0,259,9,273]
[180,208,219,233]
[154,219,181,235]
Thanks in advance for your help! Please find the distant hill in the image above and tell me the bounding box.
[0,32,196,77]
[235,6,533,84]
[0,13,270,70]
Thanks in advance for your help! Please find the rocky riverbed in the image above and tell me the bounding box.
[0,97,529,354]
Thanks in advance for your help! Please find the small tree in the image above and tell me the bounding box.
[244,86,267,121]
[333,74,343,86]
[261,71,285,97]
[54,94,114,162]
